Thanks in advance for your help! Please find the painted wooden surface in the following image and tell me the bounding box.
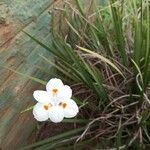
[0,0,104,149]
[0,0,59,149]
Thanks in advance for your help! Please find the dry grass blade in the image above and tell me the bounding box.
[77,46,125,78]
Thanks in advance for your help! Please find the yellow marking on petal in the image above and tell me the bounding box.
[59,102,67,109]
[52,88,58,96]
[63,103,67,109]
[52,88,58,93]
[44,105,49,110]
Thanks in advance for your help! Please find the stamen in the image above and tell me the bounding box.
[44,105,49,110]
[59,102,62,106]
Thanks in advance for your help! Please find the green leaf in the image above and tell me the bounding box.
[21,126,87,149]
[21,106,34,113]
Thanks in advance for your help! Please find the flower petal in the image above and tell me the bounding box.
[33,90,51,103]
[48,106,64,123]
[46,78,63,92]
[63,99,79,118]
[58,85,72,99]
[33,103,49,122]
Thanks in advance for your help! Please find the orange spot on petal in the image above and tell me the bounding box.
[63,103,67,109]
[52,88,58,93]
[52,88,58,96]
[44,105,49,110]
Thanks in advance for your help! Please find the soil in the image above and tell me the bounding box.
[28,121,76,145]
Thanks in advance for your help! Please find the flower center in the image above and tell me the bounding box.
[52,88,58,96]
[44,105,49,110]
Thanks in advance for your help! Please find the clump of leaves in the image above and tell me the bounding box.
[22,0,150,149]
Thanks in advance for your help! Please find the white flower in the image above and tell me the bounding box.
[32,78,79,123]
[46,78,72,99]
[33,103,51,122]
[33,103,64,123]
[58,99,79,118]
